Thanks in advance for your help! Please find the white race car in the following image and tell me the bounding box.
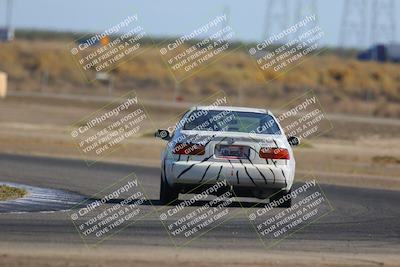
[156,106,299,207]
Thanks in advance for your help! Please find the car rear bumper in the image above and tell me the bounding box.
[168,160,291,189]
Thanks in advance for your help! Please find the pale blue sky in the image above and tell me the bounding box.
[1,0,399,47]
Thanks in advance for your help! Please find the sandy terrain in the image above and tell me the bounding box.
[1,93,400,267]
[0,93,399,190]
[0,244,399,267]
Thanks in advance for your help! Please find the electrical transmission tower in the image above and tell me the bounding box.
[1,0,13,28]
[221,5,231,39]
[263,0,289,43]
[6,0,13,28]
[370,0,396,44]
[222,5,230,29]
[0,0,14,41]
[339,0,368,48]
[294,0,319,41]
[294,0,318,23]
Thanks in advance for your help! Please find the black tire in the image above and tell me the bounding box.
[159,175,179,205]
[270,189,292,208]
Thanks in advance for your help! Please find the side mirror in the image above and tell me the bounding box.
[155,129,171,141]
[287,136,300,146]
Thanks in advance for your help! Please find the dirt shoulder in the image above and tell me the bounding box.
[1,129,399,191]
[0,244,399,267]
[0,94,399,191]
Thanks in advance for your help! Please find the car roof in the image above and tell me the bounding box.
[194,105,269,114]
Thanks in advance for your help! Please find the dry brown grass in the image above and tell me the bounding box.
[372,156,400,165]
[1,40,400,116]
[0,184,26,201]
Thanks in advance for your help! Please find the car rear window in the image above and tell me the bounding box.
[182,110,281,135]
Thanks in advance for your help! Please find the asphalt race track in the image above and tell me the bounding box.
[0,153,399,253]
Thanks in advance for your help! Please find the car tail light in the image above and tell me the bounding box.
[173,143,205,155]
[259,147,290,160]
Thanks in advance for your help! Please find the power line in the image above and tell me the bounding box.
[294,0,319,43]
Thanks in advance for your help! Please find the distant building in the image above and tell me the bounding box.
[358,44,400,63]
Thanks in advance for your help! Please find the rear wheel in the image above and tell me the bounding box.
[270,189,292,208]
[159,175,179,205]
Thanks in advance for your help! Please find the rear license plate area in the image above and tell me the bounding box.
[215,145,250,159]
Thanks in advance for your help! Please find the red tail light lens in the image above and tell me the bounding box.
[173,143,205,155]
[259,147,290,160]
